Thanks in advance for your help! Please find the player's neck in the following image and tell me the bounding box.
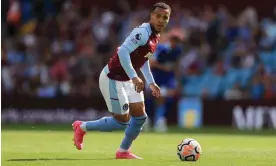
[149,23,160,35]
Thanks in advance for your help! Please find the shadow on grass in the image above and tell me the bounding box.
[7,158,115,161]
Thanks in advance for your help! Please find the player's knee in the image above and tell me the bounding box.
[129,102,145,117]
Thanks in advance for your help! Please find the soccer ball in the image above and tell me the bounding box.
[177,138,202,161]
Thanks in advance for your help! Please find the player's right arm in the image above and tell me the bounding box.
[117,27,149,92]
[117,27,149,79]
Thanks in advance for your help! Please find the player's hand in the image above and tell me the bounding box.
[132,77,144,93]
[149,83,161,98]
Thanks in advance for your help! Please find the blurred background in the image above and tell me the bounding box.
[2,0,276,132]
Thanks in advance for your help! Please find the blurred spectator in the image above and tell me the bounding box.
[250,76,265,99]
[1,1,276,99]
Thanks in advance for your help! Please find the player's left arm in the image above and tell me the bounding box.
[140,60,155,85]
[140,60,160,97]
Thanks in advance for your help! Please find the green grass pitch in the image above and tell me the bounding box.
[2,124,276,166]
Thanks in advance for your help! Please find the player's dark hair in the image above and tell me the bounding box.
[151,2,171,13]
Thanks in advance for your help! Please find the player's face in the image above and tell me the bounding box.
[150,7,170,33]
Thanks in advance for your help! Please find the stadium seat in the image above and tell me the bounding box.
[259,51,273,67]
[222,69,239,92]
[201,73,223,97]
[238,68,253,88]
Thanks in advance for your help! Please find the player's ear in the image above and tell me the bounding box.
[167,12,171,21]
[150,12,154,19]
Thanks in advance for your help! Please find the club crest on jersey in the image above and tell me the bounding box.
[144,52,153,59]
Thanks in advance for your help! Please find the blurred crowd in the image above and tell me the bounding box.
[2,0,276,99]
